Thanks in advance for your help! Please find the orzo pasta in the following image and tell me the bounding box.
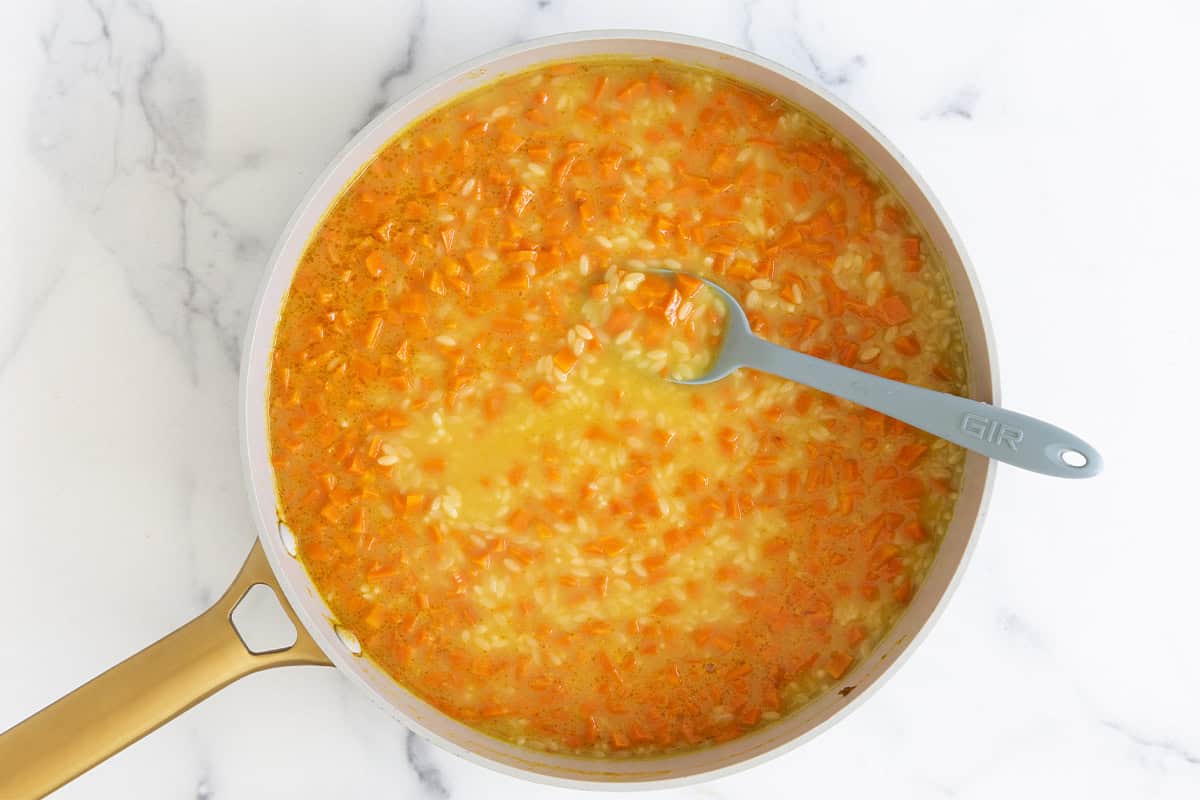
[268,58,968,756]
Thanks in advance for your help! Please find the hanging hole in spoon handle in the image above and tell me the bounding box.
[1046,438,1099,474]
[1059,448,1089,468]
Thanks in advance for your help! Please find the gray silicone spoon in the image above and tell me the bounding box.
[670,274,1102,478]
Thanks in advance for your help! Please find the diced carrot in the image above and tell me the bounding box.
[891,476,923,498]
[498,269,531,290]
[497,131,525,153]
[464,249,492,275]
[510,185,536,217]
[362,604,387,629]
[879,295,912,325]
[893,334,921,356]
[395,293,427,315]
[584,537,626,556]
[552,155,578,187]
[663,529,688,553]
[553,347,579,375]
[502,248,539,264]
[654,599,681,616]
[798,315,822,340]
[365,563,398,582]
[364,250,386,278]
[827,651,853,679]
[604,307,634,334]
[577,197,595,226]
[901,521,928,542]
[616,80,645,102]
[363,317,383,349]
[428,271,446,296]
[896,443,928,468]
[660,288,683,325]
[482,390,505,420]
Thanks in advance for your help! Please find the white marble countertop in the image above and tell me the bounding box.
[1,0,1197,797]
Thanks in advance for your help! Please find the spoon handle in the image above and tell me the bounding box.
[743,337,1102,478]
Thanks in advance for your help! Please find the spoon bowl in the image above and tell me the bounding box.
[668,276,763,387]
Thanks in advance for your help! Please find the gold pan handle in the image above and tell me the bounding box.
[0,541,332,798]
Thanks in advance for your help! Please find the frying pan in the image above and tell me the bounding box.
[0,31,997,796]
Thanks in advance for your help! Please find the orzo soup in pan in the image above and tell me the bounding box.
[267,58,968,756]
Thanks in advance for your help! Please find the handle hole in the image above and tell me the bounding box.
[231,583,298,654]
[1060,449,1088,468]
[334,624,362,656]
[278,522,298,557]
